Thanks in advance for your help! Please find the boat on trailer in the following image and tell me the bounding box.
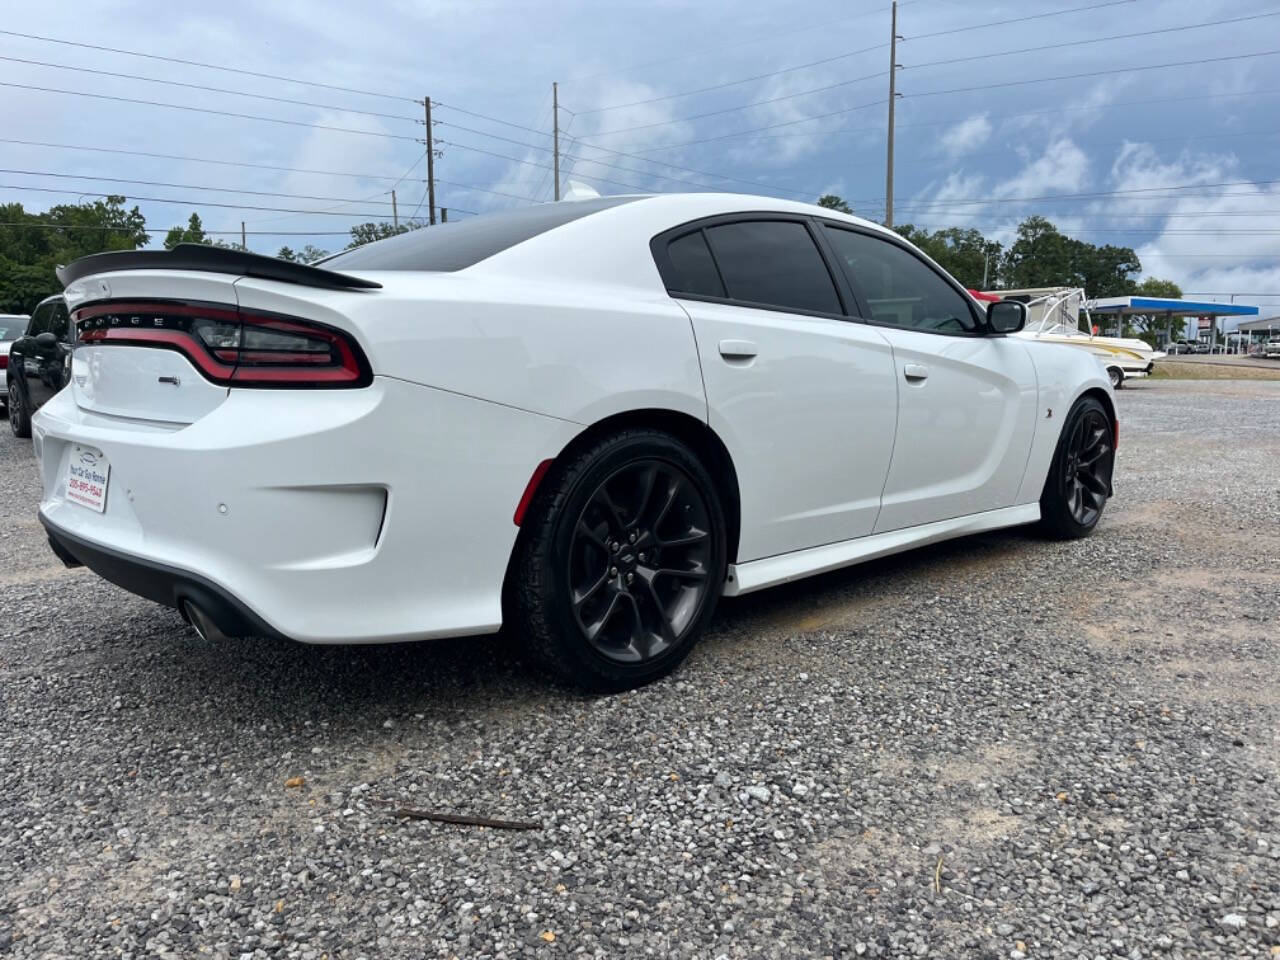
[972,286,1163,388]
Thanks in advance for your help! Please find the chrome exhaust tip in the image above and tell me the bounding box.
[180,599,232,644]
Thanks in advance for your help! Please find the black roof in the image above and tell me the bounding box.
[320,196,642,273]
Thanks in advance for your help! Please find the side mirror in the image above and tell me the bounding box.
[34,331,59,352]
[987,300,1026,334]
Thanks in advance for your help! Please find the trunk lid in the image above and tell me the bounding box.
[66,268,241,425]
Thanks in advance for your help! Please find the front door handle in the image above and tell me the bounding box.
[903,363,929,381]
[718,339,758,360]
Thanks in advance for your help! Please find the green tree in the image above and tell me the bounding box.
[1134,277,1182,298]
[277,244,330,263]
[817,194,853,214]
[346,219,425,249]
[1129,277,1185,346]
[0,196,148,313]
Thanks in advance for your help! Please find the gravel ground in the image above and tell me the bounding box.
[2,379,1278,960]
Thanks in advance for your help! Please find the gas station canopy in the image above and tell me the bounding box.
[1087,296,1260,319]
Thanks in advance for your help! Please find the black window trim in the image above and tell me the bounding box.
[650,212,856,323]
[816,218,990,338]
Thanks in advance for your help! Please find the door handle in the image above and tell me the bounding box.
[718,339,758,360]
[903,363,929,381]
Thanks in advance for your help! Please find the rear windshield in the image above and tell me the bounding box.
[0,320,24,340]
[321,196,641,272]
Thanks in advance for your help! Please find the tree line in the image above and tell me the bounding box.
[2,194,1179,319]
[0,199,425,313]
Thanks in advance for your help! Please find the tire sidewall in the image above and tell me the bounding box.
[1041,395,1111,538]
[538,433,726,690]
[8,383,29,438]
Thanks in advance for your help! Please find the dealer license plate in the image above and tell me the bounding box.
[65,444,110,513]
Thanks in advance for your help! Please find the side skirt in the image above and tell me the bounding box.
[724,502,1041,597]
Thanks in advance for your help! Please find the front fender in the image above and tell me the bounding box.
[1015,343,1114,505]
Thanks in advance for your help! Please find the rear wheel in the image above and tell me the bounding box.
[1107,366,1124,389]
[512,429,726,692]
[1039,395,1114,539]
[7,382,31,438]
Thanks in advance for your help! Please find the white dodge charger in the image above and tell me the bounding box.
[33,194,1116,690]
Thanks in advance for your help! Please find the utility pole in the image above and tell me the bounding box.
[441,207,448,223]
[240,221,246,250]
[552,81,561,201]
[981,250,990,289]
[391,189,399,229]
[884,1,900,228]
[424,96,437,225]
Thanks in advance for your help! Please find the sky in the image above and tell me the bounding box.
[2,0,1279,320]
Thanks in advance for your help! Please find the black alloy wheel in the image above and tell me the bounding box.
[512,428,726,692]
[8,383,30,439]
[1040,395,1114,539]
[569,458,714,665]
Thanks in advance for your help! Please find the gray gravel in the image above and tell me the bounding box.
[2,379,1278,959]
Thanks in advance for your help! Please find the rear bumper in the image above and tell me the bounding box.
[32,375,578,643]
[42,515,285,640]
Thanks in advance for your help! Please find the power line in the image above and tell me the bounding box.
[903,49,1280,103]
[889,177,1280,209]
[0,28,419,103]
[575,0,1141,119]
[0,168,397,206]
[435,140,657,194]
[566,2,890,86]
[903,11,1280,75]
[618,51,1280,154]
[904,0,1137,43]
[0,55,421,123]
[0,138,422,182]
[672,88,1280,149]
[435,117,816,196]
[573,43,888,116]
[0,81,422,141]
[0,183,416,218]
[583,68,887,138]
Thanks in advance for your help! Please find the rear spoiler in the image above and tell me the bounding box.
[56,243,381,291]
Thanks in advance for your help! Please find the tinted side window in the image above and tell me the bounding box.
[665,230,725,298]
[824,227,978,333]
[49,301,70,341]
[26,303,54,336]
[704,220,842,315]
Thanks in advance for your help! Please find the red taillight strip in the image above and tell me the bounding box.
[72,299,371,389]
[77,326,236,379]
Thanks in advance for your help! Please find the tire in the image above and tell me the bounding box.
[8,381,31,438]
[1107,366,1124,389]
[1039,395,1114,540]
[511,429,727,692]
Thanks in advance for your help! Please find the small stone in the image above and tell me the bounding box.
[996,924,1015,936]
[722,920,735,933]
[1220,914,1247,932]
[382,719,395,729]
[714,772,733,789]
[229,875,242,894]
[791,783,809,797]
[745,786,770,802]
[1175,870,1190,881]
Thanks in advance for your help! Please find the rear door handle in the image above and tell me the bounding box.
[903,363,929,381]
[718,339,758,360]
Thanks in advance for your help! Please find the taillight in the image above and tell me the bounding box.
[0,353,7,370]
[73,301,370,388]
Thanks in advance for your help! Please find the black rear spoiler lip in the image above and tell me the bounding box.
[56,243,381,291]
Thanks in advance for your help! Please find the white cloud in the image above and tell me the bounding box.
[939,114,992,157]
